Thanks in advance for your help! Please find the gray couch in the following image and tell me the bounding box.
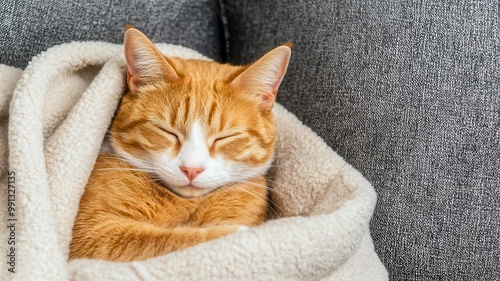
[1,1,498,280]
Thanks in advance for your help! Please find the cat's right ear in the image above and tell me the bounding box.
[124,27,179,92]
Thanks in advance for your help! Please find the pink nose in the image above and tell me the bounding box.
[180,166,205,181]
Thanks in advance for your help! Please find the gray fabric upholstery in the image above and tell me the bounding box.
[2,0,499,279]
[222,1,500,280]
[0,0,222,68]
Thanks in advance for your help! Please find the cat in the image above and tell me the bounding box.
[68,26,291,262]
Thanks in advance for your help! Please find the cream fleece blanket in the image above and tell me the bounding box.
[0,42,387,281]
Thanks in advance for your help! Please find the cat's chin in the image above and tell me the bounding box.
[167,184,215,198]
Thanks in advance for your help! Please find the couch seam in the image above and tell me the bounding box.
[217,0,230,62]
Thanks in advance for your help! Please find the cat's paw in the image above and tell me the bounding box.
[203,224,245,239]
[237,226,250,232]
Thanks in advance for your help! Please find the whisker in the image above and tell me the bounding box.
[233,179,291,199]
[216,183,282,217]
[97,154,161,170]
[224,172,291,193]
[94,168,156,172]
[103,176,160,185]
[229,179,296,215]
[225,164,282,172]
[228,183,286,217]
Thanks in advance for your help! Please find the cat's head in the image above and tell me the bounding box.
[110,27,290,198]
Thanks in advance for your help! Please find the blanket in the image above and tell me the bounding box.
[0,41,388,281]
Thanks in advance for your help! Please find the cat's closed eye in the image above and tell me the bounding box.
[154,124,180,142]
[212,133,240,146]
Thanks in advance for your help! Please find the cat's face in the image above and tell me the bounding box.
[110,27,290,198]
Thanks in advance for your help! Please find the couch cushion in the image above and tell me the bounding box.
[0,0,222,68]
[221,1,500,280]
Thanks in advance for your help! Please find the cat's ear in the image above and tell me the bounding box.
[124,27,179,92]
[229,44,291,110]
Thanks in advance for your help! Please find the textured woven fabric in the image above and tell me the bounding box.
[0,0,222,68]
[222,1,500,280]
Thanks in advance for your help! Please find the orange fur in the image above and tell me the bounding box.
[69,27,290,261]
[69,152,268,261]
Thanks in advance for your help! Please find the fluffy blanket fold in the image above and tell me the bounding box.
[0,42,387,281]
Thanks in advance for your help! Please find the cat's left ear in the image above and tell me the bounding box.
[229,44,291,110]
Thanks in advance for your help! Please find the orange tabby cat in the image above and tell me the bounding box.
[69,27,291,261]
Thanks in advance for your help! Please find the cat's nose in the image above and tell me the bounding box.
[180,166,205,181]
